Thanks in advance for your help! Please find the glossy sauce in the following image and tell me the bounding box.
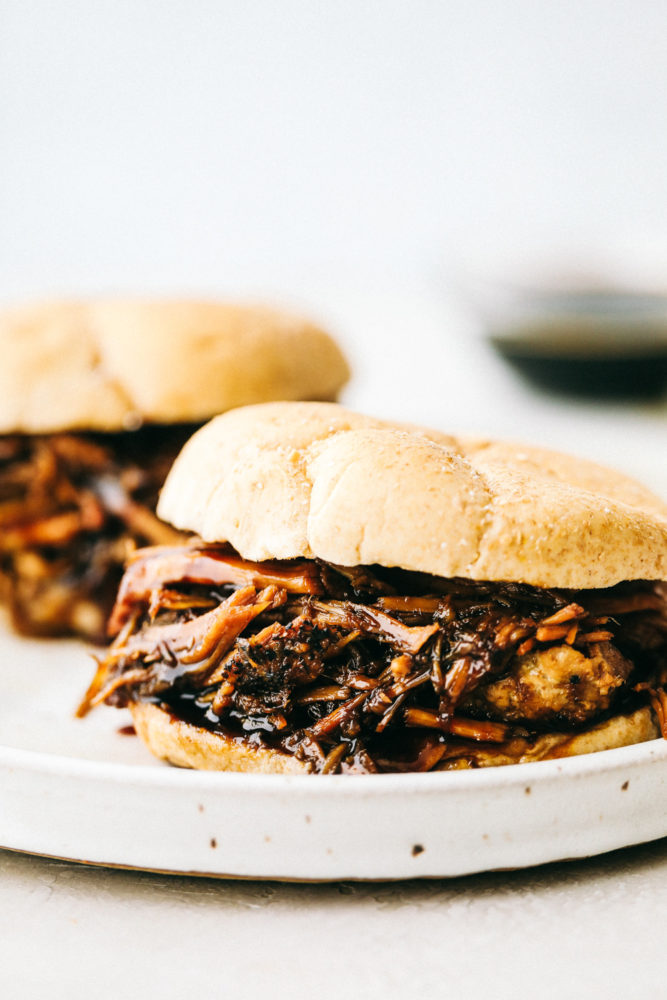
[492,336,667,398]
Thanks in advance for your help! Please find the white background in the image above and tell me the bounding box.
[2,0,666,484]
[3,0,667,298]
[1,3,667,997]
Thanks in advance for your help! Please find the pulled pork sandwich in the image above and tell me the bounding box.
[78,403,667,772]
[0,304,348,641]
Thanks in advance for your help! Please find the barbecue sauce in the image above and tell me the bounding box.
[488,289,667,399]
[491,336,667,399]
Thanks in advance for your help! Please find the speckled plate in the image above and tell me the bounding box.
[1,625,667,880]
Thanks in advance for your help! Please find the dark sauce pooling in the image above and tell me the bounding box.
[488,290,667,399]
[491,338,667,399]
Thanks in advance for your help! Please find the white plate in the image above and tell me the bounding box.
[1,624,667,880]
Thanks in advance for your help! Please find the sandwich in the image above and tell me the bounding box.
[78,402,667,772]
[0,304,348,641]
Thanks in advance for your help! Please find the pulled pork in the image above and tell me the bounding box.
[78,541,667,771]
[0,426,195,641]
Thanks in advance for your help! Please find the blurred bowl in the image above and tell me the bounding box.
[486,286,667,399]
[453,244,667,399]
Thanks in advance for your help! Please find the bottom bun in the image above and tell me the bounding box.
[129,702,309,774]
[129,702,659,773]
[440,706,660,769]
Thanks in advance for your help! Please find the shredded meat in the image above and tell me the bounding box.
[108,544,323,633]
[78,584,285,714]
[217,617,344,714]
[78,544,667,772]
[0,426,195,641]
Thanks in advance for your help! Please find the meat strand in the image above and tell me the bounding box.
[81,546,667,772]
[0,426,193,641]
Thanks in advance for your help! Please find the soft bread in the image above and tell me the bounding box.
[443,706,660,767]
[130,703,309,773]
[129,702,659,772]
[0,301,349,432]
[158,402,667,590]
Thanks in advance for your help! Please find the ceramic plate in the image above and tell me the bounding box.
[1,624,667,880]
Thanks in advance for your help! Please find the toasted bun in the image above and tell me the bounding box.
[0,301,349,432]
[129,701,659,772]
[441,706,660,768]
[158,402,667,589]
[130,702,309,774]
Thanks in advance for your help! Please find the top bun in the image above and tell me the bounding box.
[0,300,349,432]
[158,402,667,590]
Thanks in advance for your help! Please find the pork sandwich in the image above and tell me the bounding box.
[0,305,348,641]
[78,402,667,772]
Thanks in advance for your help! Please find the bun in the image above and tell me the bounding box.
[130,702,308,773]
[158,402,667,590]
[129,701,659,771]
[0,301,349,432]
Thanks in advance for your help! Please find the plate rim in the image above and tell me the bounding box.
[3,729,667,879]
[2,730,666,792]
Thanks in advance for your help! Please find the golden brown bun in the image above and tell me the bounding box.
[158,402,667,589]
[439,706,660,768]
[0,301,349,432]
[130,702,309,773]
[130,701,659,773]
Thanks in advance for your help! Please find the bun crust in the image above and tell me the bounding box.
[158,402,667,589]
[130,702,309,774]
[0,301,349,432]
[129,701,659,772]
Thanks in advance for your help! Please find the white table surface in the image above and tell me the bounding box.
[2,283,666,998]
